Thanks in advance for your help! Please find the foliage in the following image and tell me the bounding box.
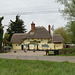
[0,59,75,75]
[2,39,9,45]
[2,33,10,47]
[54,27,71,43]
[0,46,11,53]
[4,33,10,41]
[56,0,75,20]
[56,0,75,43]
[7,15,27,41]
[66,21,75,43]
[0,16,4,50]
[59,48,75,55]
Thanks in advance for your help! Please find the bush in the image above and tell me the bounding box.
[8,43,12,47]
[3,46,11,50]
[0,50,4,53]
[0,46,11,53]
[59,48,75,55]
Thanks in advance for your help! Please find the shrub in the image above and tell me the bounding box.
[59,48,75,55]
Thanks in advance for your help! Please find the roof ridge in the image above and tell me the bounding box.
[35,26,44,28]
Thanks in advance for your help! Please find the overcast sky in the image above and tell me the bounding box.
[0,0,67,33]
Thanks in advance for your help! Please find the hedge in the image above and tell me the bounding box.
[59,48,75,55]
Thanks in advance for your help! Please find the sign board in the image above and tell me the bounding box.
[49,51,54,54]
[30,40,40,43]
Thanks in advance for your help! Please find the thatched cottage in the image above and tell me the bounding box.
[11,22,64,50]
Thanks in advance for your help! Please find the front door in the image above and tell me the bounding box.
[21,45,24,50]
[37,45,38,50]
[28,45,30,50]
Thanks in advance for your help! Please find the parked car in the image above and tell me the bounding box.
[3,46,11,51]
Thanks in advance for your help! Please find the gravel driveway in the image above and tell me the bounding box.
[0,50,75,63]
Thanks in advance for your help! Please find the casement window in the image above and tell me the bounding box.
[41,39,44,41]
[27,39,30,41]
[16,44,19,46]
[25,45,28,48]
[32,38,33,40]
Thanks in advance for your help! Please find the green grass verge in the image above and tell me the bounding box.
[0,59,75,75]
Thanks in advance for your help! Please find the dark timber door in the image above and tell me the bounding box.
[28,45,30,50]
[37,45,38,50]
[21,45,24,50]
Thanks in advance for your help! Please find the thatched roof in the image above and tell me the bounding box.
[24,27,51,39]
[11,27,64,44]
[11,26,51,44]
[53,34,64,43]
[11,33,25,44]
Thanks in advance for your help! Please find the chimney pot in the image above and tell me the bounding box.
[31,21,35,32]
[48,24,51,35]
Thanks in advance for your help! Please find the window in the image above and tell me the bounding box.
[32,38,33,40]
[27,39,30,41]
[25,45,28,48]
[41,39,43,41]
[16,44,20,46]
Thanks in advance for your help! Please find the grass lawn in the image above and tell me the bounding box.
[0,59,75,75]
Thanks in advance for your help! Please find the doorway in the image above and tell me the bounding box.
[21,45,24,50]
[37,45,38,50]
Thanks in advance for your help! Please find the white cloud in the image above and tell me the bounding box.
[0,0,67,34]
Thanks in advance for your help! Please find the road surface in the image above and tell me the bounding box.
[0,50,75,63]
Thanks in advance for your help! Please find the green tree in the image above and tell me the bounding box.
[56,0,75,43]
[0,16,4,50]
[54,27,71,43]
[66,21,75,43]
[7,15,27,41]
[4,33,10,41]
[3,33,10,46]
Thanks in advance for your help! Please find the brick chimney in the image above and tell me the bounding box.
[31,21,35,32]
[48,25,51,35]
